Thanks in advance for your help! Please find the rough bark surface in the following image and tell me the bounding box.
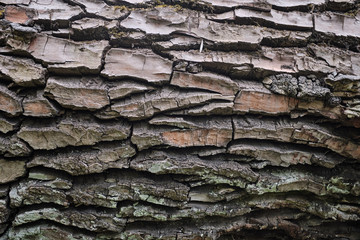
[0,0,360,239]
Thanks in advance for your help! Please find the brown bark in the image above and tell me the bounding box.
[0,0,360,240]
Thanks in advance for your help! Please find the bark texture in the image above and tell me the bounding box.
[0,0,360,239]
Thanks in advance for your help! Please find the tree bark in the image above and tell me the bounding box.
[0,0,360,239]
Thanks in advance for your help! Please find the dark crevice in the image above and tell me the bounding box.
[309,31,360,53]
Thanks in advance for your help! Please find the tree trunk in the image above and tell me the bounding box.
[0,0,360,239]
